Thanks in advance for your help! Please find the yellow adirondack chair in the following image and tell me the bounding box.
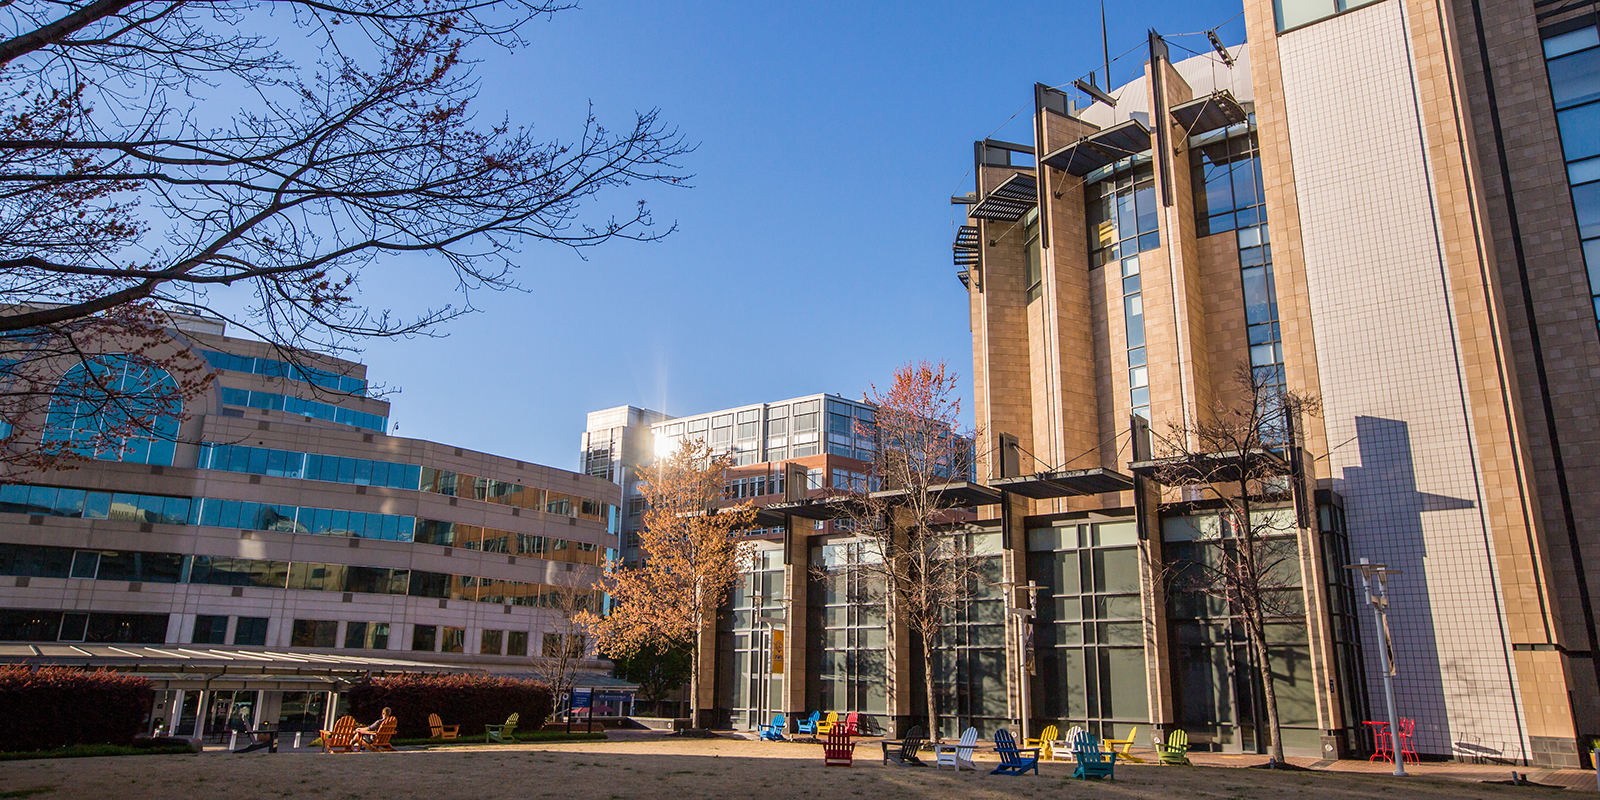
[1105,726,1144,763]
[1025,724,1061,761]
[429,713,459,740]
[815,712,839,735]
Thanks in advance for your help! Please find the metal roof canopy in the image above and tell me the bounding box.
[0,644,476,679]
[752,506,788,528]
[1129,448,1291,484]
[968,172,1038,221]
[868,481,1002,508]
[1041,119,1152,176]
[764,494,865,521]
[1170,91,1249,137]
[991,468,1135,499]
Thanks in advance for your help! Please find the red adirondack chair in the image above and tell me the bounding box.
[824,728,856,767]
[838,712,861,736]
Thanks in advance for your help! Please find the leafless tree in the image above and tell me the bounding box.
[532,574,599,724]
[0,0,691,467]
[822,360,983,740]
[1151,364,1319,765]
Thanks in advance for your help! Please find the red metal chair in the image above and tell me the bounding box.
[1397,718,1420,765]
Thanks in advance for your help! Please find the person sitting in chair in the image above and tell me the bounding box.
[356,707,393,748]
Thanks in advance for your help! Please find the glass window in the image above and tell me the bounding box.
[1549,47,1600,109]
[412,624,438,652]
[233,617,269,646]
[42,354,182,466]
[192,614,229,644]
[290,619,338,648]
[507,630,529,657]
[1545,26,1600,59]
[480,629,503,655]
[1558,103,1600,162]
[441,626,465,654]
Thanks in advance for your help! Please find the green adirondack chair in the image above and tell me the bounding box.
[485,712,519,743]
[1156,729,1191,766]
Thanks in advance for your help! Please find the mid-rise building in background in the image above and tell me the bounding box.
[0,315,619,740]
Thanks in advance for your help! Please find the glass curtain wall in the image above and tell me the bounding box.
[934,528,1008,739]
[1026,519,1149,742]
[808,540,888,733]
[1088,159,1159,421]
[723,546,786,730]
[1162,509,1322,753]
[1192,127,1285,402]
[1543,25,1600,334]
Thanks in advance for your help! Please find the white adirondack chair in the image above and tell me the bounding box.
[1063,726,1089,762]
[935,726,979,771]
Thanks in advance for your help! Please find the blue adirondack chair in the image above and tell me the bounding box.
[796,711,822,735]
[758,713,787,741]
[1071,733,1117,780]
[990,729,1041,776]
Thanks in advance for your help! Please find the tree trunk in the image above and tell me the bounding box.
[923,636,941,742]
[689,636,702,729]
[1249,610,1285,763]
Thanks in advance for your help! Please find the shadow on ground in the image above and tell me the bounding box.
[0,743,1576,800]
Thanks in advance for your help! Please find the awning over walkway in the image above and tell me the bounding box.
[0,644,475,687]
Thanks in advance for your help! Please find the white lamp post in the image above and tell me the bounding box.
[999,580,1044,741]
[1345,558,1407,777]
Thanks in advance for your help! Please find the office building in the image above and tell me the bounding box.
[0,315,620,739]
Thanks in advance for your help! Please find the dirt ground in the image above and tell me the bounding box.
[0,733,1582,800]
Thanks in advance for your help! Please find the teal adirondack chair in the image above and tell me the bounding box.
[795,711,822,736]
[990,729,1041,776]
[485,712,519,743]
[1071,733,1117,780]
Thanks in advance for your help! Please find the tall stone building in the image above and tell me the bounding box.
[952,0,1600,768]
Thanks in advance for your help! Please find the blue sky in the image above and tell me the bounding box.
[348,0,1248,470]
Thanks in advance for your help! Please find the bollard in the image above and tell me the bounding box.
[229,731,237,751]
[293,732,302,749]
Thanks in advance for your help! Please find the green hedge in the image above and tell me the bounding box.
[345,674,553,740]
[0,666,153,752]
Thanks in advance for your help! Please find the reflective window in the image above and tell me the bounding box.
[44,354,181,465]
[1543,26,1600,337]
[200,350,366,395]
[1086,160,1160,268]
[218,386,386,432]
[200,443,421,489]
[1273,0,1380,31]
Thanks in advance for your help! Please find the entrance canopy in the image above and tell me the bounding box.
[0,644,474,690]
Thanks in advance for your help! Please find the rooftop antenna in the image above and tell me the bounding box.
[1101,0,1112,88]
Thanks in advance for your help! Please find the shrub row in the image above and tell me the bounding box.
[344,674,552,740]
[0,666,153,752]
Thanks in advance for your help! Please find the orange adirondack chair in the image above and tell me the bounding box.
[359,717,399,752]
[429,713,459,740]
[319,716,360,754]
